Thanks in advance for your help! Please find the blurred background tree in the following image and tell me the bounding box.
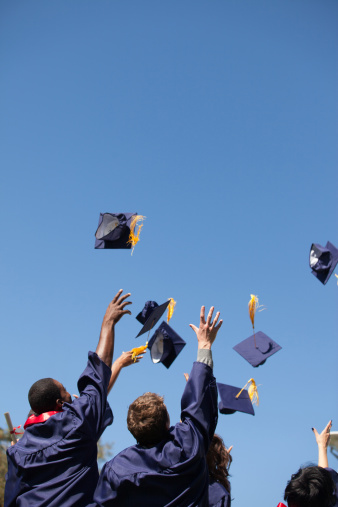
[97,439,114,471]
[0,428,11,507]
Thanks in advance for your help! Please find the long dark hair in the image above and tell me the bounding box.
[206,434,232,493]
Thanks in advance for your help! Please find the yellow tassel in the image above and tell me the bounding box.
[335,274,338,285]
[248,294,265,348]
[131,342,148,362]
[248,294,259,329]
[127,215,145,254]
[236,378,259,406]
[167,298,176,323]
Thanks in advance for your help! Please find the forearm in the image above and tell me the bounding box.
[96,322,115,368]
[96,290,132,368]
[107,359,124,394]
[318,445,329,468]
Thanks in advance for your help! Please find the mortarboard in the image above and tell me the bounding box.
[136,301,170,338]
[217,382,255,416]
[136,301,160,325]
[148,321,186,368]
[95,213,145,251]
[233,331,282,367]
[309,241,338,285]
[95,213,136,249]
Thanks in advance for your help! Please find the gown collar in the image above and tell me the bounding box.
[24,410,63,429]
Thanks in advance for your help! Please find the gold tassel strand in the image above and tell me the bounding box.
[167,298,176,323]
[248,294,265,349]
[127,215,146,255]
[131,342,148,362]
[248,294,259,348]
[236,378,259,406]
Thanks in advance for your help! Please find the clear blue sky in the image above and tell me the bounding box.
[1,1,337,505]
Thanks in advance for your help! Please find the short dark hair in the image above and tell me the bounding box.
[127,392,168,447]
[284,466,336,507]
[28,378,61,415]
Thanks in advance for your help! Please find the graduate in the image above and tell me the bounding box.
[207,434,233,507]
[4,289,137,507]
[183,376,233,507]
[279,421,338,507]
[93,305,223,507]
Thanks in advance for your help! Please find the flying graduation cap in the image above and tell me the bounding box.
[233,331,281,367]
[136,300,171,337]
[136,298,184,368]
[217,382,255,416]
[94,213,145,252]
[309,241,338,285]
[233,295,282,367]
[148,321,186,369]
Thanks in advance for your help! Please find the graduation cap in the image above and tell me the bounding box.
[136,301,170,338]
[233,331,282,367]
[217,382,255,416]
[148,321,186,368]
[94,213,145,251]
[136,301,160,325]
[309,241,338,285]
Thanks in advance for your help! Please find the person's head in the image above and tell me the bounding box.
[284,466,336,507]
[127,392,170,447]
[28,378,71,415]
[206,434,232,493]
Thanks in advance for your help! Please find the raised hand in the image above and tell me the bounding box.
[97,290,132,367]
[118,350,146,367]
[312,420,332,468]
[102,289,132,327]
[189,306,223,350]
[313,420,332,449]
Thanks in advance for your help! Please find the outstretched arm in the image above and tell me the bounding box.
[107,350,145,394]
[96,290,132,368]
[312,420,332,468]
[179,306,223,449]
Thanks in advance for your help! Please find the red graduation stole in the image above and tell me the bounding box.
[24,410,63,429]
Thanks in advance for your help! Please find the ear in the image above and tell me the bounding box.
[55,399,64,409]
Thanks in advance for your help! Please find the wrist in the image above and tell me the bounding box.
[113,356,124,368]
[198,343,211,350]
[102,318,116,327]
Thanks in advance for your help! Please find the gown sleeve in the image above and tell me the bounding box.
[180,360,218,452]
[67,351,113,440]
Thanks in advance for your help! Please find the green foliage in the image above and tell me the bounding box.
[97,439,114,470]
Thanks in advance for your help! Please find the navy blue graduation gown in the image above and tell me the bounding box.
[327,468,338,506]
[93,361,218,507]
[5,352,113,507]
[208,479,231,507]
